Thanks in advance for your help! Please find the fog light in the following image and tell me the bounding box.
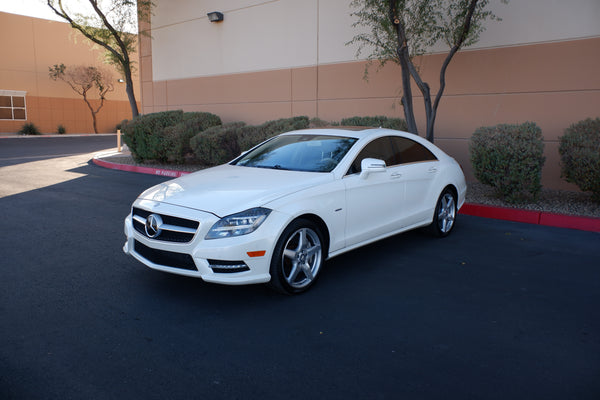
[208,260,250,273]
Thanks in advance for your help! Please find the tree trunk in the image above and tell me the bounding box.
[124,66,139,118]
[390,2,418,134]
[398,50,418,134]
[91,112,98,134]
[81,91,99,134]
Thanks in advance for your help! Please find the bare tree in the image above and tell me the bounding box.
[46,0,153,118]
[349,0,505,142]
[49,64,114,133]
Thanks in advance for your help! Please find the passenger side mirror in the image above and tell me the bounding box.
[360,158,386,179]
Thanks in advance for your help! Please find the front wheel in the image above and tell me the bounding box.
[428,188,457,237]
[268,219,324,295]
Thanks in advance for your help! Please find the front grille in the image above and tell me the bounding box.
[132,207,199,243]
[134,240,197,271]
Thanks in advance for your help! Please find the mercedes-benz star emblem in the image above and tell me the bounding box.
[145,214,163,238]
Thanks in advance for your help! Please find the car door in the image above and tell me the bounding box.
[343,136,406,247]
[390,136,439,227]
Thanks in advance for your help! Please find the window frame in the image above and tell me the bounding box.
[390,136,438,165]
[346,135,438,176]
[0,90,27,121]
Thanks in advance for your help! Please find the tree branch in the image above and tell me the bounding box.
[47,1,126,66]
[432,0,479,126]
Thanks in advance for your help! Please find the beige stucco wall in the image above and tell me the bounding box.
[0,12,139,133]
[139,0,600,190]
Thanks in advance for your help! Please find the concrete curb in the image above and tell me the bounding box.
[93,153,189,178]
[93,153,600,233]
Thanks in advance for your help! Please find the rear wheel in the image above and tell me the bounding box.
[268,219,324,294]
[428,188,457,237]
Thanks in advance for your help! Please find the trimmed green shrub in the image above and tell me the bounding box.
[57,124,66,134]
[162,112,222,164]
[470,122,545,203]
[18,123,41,135]
[121,110,185,162]
[559,118,600,201]
[121,110,221,163]
[341,115,408,131]
[309,117,332,128]
[238,116,310,151]
[190,122,246,166]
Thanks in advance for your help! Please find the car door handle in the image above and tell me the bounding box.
[428,167,438,173]
[391,172,402,179]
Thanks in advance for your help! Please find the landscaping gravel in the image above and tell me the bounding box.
[466,181,600,218]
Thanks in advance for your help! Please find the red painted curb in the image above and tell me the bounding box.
[539,212,600,233]
[459,203,600,233]
[93,157,190,179]
[93,155,600,233]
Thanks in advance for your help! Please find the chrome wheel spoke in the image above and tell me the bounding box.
[280,226,323,289]
[300,262,314,280]
[283,248,296,260]
[297,229,307,249]
[287,262,301,283]
[305,244,321,258]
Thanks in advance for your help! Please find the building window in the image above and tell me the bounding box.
[0,90,27,120]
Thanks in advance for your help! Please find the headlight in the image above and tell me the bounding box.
[205,207,272,239]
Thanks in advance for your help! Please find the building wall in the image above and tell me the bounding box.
[139,0,600,189]
[0,12,139,134]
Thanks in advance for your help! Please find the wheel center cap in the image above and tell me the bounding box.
[298,251,307,263]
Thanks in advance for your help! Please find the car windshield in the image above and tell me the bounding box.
[232,134,358,172]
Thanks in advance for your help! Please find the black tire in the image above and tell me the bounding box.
[268,219,324,295]
[428,188,457,237]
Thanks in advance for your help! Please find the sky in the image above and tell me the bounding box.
[0,0,68,22]
[0,0,138,31]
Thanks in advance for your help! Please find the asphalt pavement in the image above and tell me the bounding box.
[1,136,599,399]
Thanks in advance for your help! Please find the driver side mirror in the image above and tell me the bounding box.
[360,158,386,179]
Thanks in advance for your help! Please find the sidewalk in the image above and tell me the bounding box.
[93,150,600,233]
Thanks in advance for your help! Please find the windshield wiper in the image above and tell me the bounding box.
[254,164,290,170]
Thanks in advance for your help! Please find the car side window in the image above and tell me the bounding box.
[391,137,438,164]
[346,136,399,175]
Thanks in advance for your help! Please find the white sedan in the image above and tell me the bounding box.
[123,128,466,294]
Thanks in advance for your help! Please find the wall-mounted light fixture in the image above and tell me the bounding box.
[117,79,125,83]
[207,11,224,22]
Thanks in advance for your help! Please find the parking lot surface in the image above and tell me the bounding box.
[1,137,599,399]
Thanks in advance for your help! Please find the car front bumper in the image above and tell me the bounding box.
[123,200,287,285]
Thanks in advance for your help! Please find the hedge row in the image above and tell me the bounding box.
[191,116,310,166]
[123,113,410,167]
[121,111,222,163]
[121,110,598,202]
[341,115,408,131]
[470,118,600,203]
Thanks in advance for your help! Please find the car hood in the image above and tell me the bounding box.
[138,164,333,217]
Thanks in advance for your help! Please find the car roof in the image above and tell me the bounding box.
[281,127,425,142]
[279,127,449,160]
